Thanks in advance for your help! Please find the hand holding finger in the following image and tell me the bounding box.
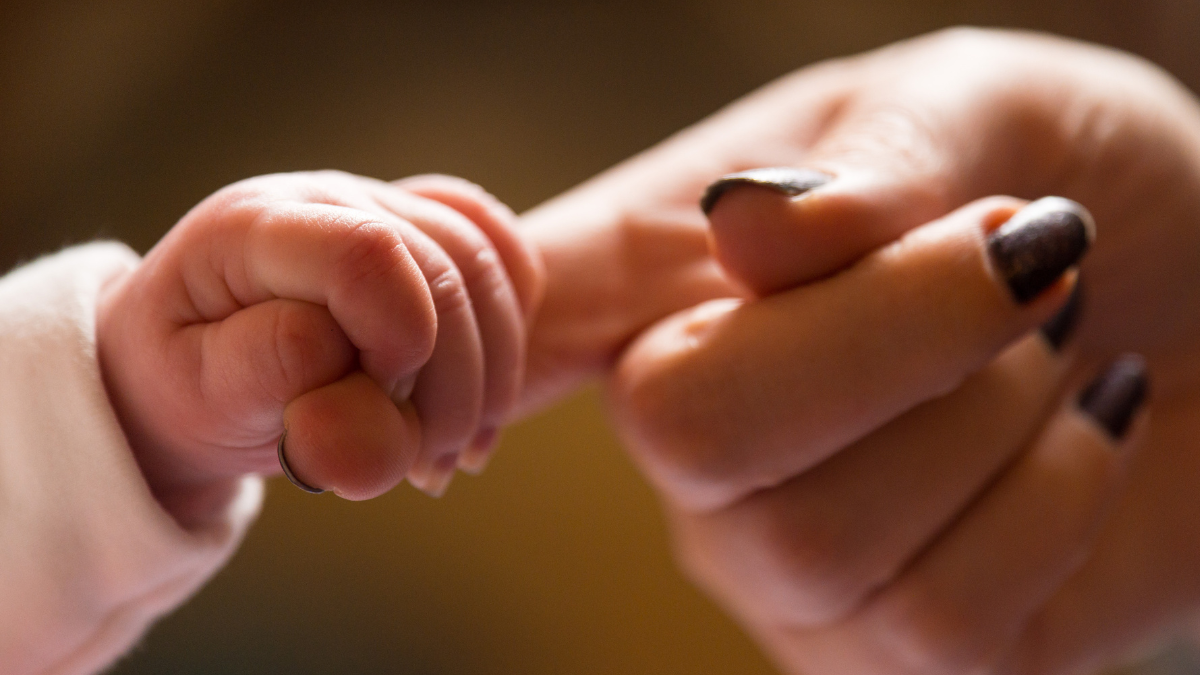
[612,196,1092,510]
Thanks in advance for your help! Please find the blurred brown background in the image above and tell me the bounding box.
[2,1,1198,673]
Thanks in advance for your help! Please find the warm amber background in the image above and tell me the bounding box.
[3,1,1199,673]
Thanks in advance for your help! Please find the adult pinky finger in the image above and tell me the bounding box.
[797,355,1149,675]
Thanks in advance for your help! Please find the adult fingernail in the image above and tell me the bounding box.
[422,453,460,498]
[277,430,325,495]
[1040,279,1084,351]
[459,427,499,475]
[988,197,1095,304]
[700,167,832,215]
[1078,354,1149,441]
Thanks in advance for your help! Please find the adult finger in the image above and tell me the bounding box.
[280,371,422,501]
[698,30,1127,295]
[611,196,1093,511]
[668,330,1074,628]
[511,55,857,414]
[776,355,1149,675]
[1005,359,1171,675]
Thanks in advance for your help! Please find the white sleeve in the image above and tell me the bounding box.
[0,243,264,675]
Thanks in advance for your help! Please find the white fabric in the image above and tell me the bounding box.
[0,243,263,675]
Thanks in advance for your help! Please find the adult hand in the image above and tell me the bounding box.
[522,28,1200,674]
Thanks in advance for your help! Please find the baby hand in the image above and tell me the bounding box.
[96,171,543,525]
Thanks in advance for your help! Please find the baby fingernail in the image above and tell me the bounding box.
[422,453,460,498]
[988,197,1095,304]
[277,430,325,495]
[1040,280,1084,351]
[700,167,832,215]
[1078,354,1149,441]
[459,428,500,475]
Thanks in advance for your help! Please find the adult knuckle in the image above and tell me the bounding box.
[755,511,873,622]
[870,585,993,675]
[610,358,745,508]
[670,506,872,628]
[837,101,946,181]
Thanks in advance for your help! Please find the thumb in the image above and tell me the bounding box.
[700,109,983,295]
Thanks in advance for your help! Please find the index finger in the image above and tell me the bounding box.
[610,196,1092,511]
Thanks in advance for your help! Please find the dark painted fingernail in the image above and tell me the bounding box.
[700,167,833,215]
[1078,354,1149,441]
[988,197,1095,304]
[277,430,325,494]
[1040,279,1083,351]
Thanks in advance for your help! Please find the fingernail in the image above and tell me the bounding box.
[459,427,500,475]
[277,430,325,494]
[422,453,460,498]
[700,167,833,215]
[1040,279,1084,351]
[988,197,1095,304]
[1078,354,1149,441]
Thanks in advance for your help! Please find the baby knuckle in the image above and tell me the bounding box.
[459,245,511,299]
[216,172,338,211]
[416,173,491,196]
[305,169,357,183]
[425,264,472,317]
[192,184,277,233]
[270,312,318,394]
[212,174,277,200]
[333,221,408,289]
[917,26,1032,66]
[270,306,348,396]
[923,26,997,54]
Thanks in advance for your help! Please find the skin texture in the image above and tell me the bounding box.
[96,26,1200,675]
[520,28,1200,675]
[97,171,544,524]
